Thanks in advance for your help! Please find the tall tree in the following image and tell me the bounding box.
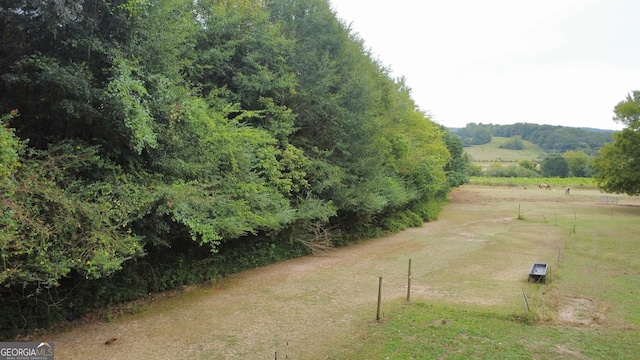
[191,0,295,109]
[0,0,456,338]
[268,0,450,223]
[563,150,592,177]
[442,127,471,187]
[0,0,134,150]
[540,155,569,177]
[593,91,640,195]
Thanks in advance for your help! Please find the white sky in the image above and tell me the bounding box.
[329,0,640,130]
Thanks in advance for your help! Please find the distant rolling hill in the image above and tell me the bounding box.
[464,137,547,169]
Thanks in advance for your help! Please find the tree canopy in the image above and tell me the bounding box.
[455,122,613,154]
[540,155,569,178]
[593,91,640,195]
[0,0,468,337]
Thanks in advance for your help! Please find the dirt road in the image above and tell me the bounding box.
[47,186,607,359]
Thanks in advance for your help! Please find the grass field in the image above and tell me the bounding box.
[468,176,597,188]
[43,185,640,359]
[335,186,640,359]
[464,137,547,164]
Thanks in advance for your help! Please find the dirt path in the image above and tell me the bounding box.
[47,186,627,359]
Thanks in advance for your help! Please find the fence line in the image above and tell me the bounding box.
[599,196,619,204]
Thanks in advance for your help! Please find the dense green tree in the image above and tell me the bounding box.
[0,0,456,338]
[268,0,447,221]
[191,0,295,109]
[456,123,492,146]
[540,155,569,177]
[0,110,21,179]
[499,137,523,150]
[485,163,539,178]
[1,0,133,149]
[518,159,539,172]
[442,127,471,187]
[593,91,640,195]
[1,141,145,289]
[563,150,592,177]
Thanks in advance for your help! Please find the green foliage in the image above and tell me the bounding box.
[409,197,447,222]
[518,159,539,172]
[0,0,454,338]
[0,142,144,289]
[467,164,484,176]
[485,163,540,178]
[465,136,593,179]
[594,129,640,195]
[2,53,103,148]
[456,123,493,146]
[456,123,613,154]
[468,176,596,188]
[563,149,592,177]
[593,91,640,195]
[540,155,569,177]
[442,128,471,187]
[120,0,151,17]
[499,137,523,150]
[0,1,133,150]
[612,91,640,129]
[192,0,295,108]
[0,110,22,180]
[104,57,157,154]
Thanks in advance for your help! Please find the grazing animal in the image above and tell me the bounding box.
[565,187,571,195]
[539,183,551,190]
[105,338,118,345]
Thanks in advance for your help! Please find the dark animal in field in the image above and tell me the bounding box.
[539,183,551,190]
[105,338,117,345]
[565,187,570,195]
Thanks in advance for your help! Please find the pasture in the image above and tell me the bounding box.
[42,185,640,359]
[469,176,597,189]
[464,136,547,170]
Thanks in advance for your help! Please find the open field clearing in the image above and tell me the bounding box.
[468,176,597,189]
[463,137,546,164]
[42,185,640,359]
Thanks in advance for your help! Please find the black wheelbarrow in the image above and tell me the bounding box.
[528,263,549,283]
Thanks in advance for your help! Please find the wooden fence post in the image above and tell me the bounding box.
[376,277,382,321]
[521,289,530,317]
[407,259,412,303]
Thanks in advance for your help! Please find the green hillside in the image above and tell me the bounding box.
[465,136,547,162]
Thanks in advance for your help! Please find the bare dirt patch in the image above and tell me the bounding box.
[557,297,607,326]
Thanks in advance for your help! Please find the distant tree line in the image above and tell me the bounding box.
[0,0,469,338]
[455,123,614,154]
[470,150,591,179]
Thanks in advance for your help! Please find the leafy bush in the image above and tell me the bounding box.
[499,137,523,150]
[484,163,540,178]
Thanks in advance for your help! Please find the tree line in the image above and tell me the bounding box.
[454,100,640,185]
[0,0,469,338]
[472,152,593,179]
[455,122,614,154]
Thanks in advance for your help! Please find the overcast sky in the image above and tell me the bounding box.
[329,0,640,130]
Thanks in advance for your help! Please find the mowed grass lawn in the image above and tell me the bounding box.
[333,185,640,360]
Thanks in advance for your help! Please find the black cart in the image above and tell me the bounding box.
[528,263,548,283]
